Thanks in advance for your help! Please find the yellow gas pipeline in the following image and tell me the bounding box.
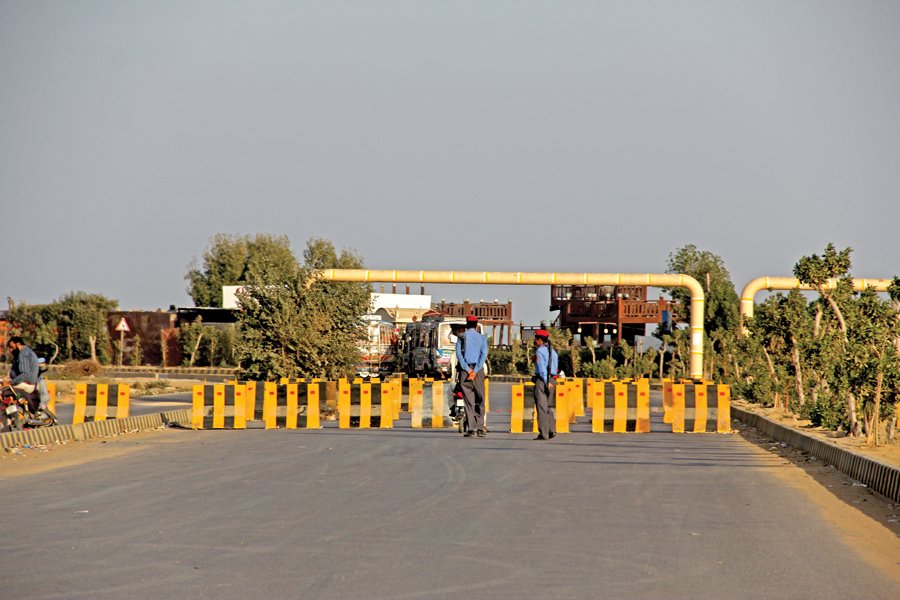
[321,269,707,381]
[739,277,893,332]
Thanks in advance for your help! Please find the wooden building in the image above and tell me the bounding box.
[431,300,514,346]
[549,285,673,344]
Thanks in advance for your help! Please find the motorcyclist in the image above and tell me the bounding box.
[3,336,41,413]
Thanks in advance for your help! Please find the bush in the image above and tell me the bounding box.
[57,360,102,378]
[804,396,849,431]
[582,357,616,379]
[487,349,517,375]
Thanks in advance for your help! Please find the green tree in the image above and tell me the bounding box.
[56,292,119,363]
[235,238,371,380]
[748,291,813,410]
[793,244,860,433]
[185,233,297,307]
[844,288,900,445]
[793,243,853,334]
[5,302,61,362]
[664,245,740,334]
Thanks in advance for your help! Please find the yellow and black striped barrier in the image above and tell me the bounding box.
[587,379,650,433]
[408,378,446,428]
[408,377,491,429]
[668,383,731,433]
[509,381,569,434]
[263,382,325,429]
[45,381,57,413]
[73,383,130,425]
[337,380,396,429]
[192,384,247,429]
[193,382,326,429]
[510,383,537,434]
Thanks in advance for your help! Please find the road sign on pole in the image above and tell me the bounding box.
[115,318,130,333]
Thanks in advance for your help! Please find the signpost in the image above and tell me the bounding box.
[115,317,130,366]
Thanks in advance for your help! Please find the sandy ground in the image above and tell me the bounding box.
[732,398,900,466]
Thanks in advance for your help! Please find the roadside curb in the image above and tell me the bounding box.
[732,406,900,503]
[0,409,193,451]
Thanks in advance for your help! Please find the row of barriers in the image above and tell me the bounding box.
[191,380,405,430]
[63,378,729,434]
[190,377,728,434]
[511,380,652,433]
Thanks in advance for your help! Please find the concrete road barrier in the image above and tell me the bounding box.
[668,383,731,433]
[73,383,130,425]
[588,380,651,433]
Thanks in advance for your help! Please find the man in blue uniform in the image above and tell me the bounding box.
[533,329,558,440]
[456,315,488,437]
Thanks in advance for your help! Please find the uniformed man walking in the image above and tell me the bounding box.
[456,315,488,437]
[533,329,558,440]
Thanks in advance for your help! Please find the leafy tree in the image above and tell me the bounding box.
[56,292,119,363]
[845,288,900,444]
[793,243,853,334]
[177,319,236,367]
[748,291,813,409]
[235,238,371,380]
[185,233,297,307]
[5,302,61,362]
[793,244,861,433]
[664,245,740,334]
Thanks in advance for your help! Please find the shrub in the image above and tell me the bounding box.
[487,349,517,375]
[57,360,102,378]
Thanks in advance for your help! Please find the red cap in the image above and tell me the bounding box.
[535,329,549,338]
[466,315,478,323]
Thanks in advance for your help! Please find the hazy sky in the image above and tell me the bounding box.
[2,1,898,325]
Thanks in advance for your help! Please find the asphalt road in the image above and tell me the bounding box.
[5,385,898,599]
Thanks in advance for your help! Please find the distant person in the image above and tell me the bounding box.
[532,329,558,441]
[456,315,488,437]
[3,336,40,412]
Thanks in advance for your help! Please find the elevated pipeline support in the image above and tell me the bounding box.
[739,277,893,332]
[321,269,707,380]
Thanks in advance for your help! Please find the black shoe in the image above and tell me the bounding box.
[533,435,546,440]
[476,430,486,437]
[549,432,556,439]
[463,431,475,438]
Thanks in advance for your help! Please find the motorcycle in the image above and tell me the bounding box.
[449,383,468,434]
[0,385,58,432]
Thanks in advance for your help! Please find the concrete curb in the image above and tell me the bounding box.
[0,408,193,451]
[732,406,900,503]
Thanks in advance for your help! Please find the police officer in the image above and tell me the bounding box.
[533,329,558,440]
[456,315,488,437]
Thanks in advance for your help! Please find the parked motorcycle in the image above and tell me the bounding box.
[0,386,58,432]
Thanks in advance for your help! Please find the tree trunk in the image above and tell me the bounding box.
[849,392,861,437]
[89,335,97,363]
[160,330,169,367]
[822,293,848,337]
[189,333,204,368]
[813,306,822,338]
[763,347,781,410]
[870,370,883,446]
[790,338,805,408]
[658,348,664,381]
